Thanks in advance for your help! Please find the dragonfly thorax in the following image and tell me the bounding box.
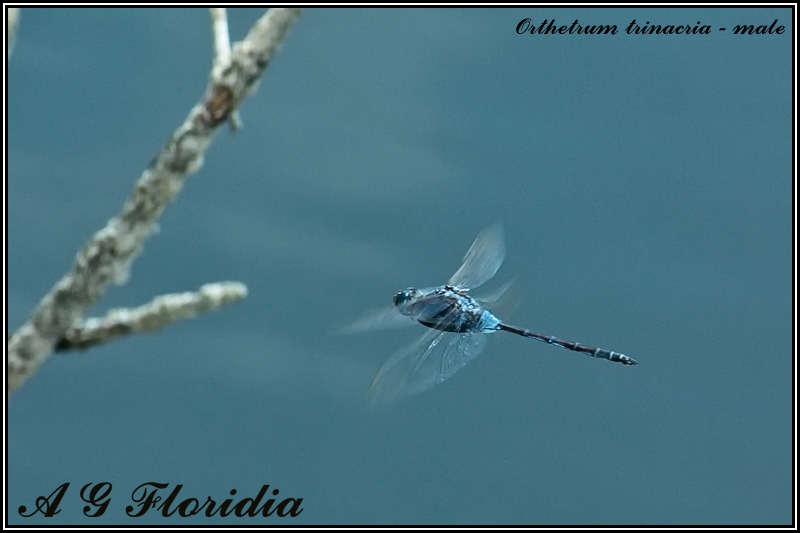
[393,285,500,334]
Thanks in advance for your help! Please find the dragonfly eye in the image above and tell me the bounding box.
[393,288,416,307]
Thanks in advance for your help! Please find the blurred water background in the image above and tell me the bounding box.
[7,8,791,525]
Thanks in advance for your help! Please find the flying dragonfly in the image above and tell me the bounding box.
[349,224,636,405]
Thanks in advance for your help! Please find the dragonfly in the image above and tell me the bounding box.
[348,224,636,405]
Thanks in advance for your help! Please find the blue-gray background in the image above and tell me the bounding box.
[7,7,792,525]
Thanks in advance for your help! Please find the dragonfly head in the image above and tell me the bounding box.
[393,288,420,312]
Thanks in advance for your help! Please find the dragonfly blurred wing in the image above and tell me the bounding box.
[338,306,416,334]
[475,279,514,305]
[366,328,488,406]
[447,223,505,290]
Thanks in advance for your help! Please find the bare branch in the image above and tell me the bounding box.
[7,7,19,58]
[8,8,303,393]
[54,283,248,352]
[210,8,231,70]
[209,8,242,131]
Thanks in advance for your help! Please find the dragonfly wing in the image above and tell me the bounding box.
[447,223,505,290]
[475,279,514,305]
[337,306,416,334]
[366,328,488,406]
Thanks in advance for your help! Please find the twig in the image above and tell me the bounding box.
[54,283,248,352]
[209,8,242,131]
[7,8,19,58]
[7,8,303,393]
[210,8,231,69]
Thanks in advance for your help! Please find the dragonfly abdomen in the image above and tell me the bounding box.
[497,323,638,365]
